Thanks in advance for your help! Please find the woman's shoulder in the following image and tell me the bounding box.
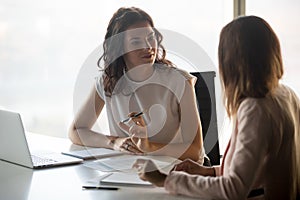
[277,84,300,101]
[154,64,195,81]
[238,98,264,114]
[94,71,106,98]
[238,84,300,116]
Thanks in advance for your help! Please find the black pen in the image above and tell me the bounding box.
[121,110,145,123]
[82,186,119,190]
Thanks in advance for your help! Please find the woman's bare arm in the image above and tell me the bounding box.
[68,86,114,148]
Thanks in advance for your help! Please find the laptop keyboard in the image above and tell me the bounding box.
[31,155,57,166]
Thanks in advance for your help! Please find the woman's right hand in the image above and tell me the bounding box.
[118,111,151,152]
[110,136,144,155]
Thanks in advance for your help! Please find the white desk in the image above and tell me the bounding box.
[0,133,198,200]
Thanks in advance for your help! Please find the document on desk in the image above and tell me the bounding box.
[100,172,153,187]
[83,171,153,188]
[62,148,124,159]
[84,154,180,174]
[83,155,180,187]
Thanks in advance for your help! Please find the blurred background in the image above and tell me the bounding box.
[1,0,299,154]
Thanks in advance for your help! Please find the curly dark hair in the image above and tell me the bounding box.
[97,7,174,97]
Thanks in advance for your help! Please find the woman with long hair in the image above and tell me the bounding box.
[134,15,300,200]
[69,7,204,162]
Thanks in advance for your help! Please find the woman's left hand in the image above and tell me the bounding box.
[110,136,144,154]
[132,159,167,187]
[119,112,150,152]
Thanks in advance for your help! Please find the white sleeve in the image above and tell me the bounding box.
[95,74,105,100]
[164,99,271,199]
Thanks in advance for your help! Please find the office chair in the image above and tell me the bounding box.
[191,71,220,166]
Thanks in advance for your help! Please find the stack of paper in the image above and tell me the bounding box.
[83,155,180,187]
[84,154,179,173]
[100,172,153,187]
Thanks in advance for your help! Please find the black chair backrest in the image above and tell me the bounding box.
[191,71,220,165]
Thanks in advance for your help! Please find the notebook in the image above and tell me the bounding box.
[62,147,124,160]
[100,172,153,187]
[84,155,179,187]
[0,109,83,168]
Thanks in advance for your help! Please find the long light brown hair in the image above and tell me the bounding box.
[98,7,173,97]
[218,16,283,117]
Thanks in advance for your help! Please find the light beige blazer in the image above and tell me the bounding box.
[165,84,300,200]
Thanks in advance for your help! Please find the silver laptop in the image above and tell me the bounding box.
[0,109,83,168]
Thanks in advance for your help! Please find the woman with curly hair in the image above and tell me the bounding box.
[69,7,205,162]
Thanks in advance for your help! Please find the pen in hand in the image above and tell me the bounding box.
[121,110,145,123]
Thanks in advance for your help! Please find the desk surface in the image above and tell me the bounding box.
[0,133,198,200]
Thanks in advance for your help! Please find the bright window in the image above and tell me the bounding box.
[0,1,232,152]
[246,0,300,96]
